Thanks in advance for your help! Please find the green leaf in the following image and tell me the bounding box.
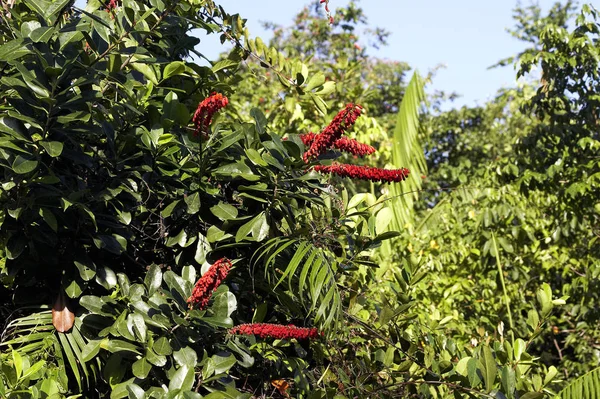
[153,337,172,356]
[21,360,45,380]
[96,266,117,289]
[75,260,96,281]
[126,384,146,399]
[40,208,58,232]
[131,61,159,85]
[163,61,186,80]
[536,283,553,317]
[252,303,267,323]
[210,203,239,221]
[467,357,481,388]
[305,71,326,91]
[12,350,23,380]
[110,378,136,399]
[30,26,55,43]
[39,141,63,157]
[164,270,189,300]
[185,192,201,215]
[211,353,236,375]
[173,347,197,368]
[132,357,152,379]
[12,156,38,174]
[480,345,497,392]
[211,59,239,73]
[0,39,30,62]
[161,200,180,218]
[102,339,141,355]
[128,313,147,342]
[375,207,393,235]
[80,296,114,317]
[501,366,516,398]
[144,264,163,296]
[235,212,268,242]
[168,365,195,392]
[65,279,83,298]
[81,339,104,362]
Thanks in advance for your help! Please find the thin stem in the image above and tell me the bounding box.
[491,231,514,330]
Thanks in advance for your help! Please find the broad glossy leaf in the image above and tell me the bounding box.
[168,365,195,392]
[173,346,197,368]
[210,203,239,221]
[153,337,172,356]
[144,264,163,296]
[132,357,152,379]
[12,156,38,174]
[39,141,63,157]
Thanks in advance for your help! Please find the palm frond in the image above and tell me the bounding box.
[388,71,427,231]
[254,237,342,329]
[557,366,600,399]
[0,309,101,392]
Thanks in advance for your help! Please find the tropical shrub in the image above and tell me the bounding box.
[0,0,598,398]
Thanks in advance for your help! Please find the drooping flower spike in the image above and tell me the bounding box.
[229,323,320,340]
[187,258,232,310]
[193,92,229,138]
[303,103,363,162]
[313,163,410,183]
[300,133,376,157]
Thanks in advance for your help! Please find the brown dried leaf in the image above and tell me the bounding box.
[52,291,75,333]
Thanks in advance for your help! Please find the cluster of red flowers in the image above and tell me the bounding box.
[300,133,376,157]
[193,93,229,138]
[301,103,410,183]
[229,323,320,340]
[187,258,232,310]
[302,103,363,162]
[314,164,409,183]
[106,0,118,11]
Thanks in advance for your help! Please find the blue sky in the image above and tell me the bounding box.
[196,0,599,109]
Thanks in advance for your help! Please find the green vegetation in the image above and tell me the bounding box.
[0,0,598,398]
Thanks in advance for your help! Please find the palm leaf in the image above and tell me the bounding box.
[1,309,101,392]
[388,71,427,231]
[557,366,600,399]
[255,237,342,329]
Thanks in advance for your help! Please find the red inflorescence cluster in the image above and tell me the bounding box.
[300,103,410,183]
[313,164,410,183]
[303,103,363,162]
[187,258,232,310]
[300,133,376,157]
[193,93,229,138]
[106,0,118,11]
[229,323,320,340]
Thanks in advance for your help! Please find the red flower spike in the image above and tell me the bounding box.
[303,103,363,162]
[187,258,232,310]
[300,133,376,157]
[193,93,229,139]
[106,0,118,11]
[313,163,410,183]
[229,323,320,340]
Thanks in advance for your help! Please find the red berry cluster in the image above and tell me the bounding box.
[193,93,229,138]
[314,164,410,183]
[302,104,410,183]
[302,103,363,162]
[229,323,320,340]
[187,258,232,310]
[300,133,376,157]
